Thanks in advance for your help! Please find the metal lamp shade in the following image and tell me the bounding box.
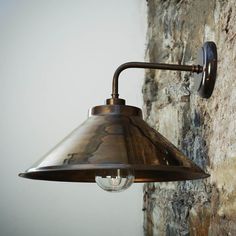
[19,104,209,182]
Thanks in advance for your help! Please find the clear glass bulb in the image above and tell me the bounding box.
[95,169,134,192]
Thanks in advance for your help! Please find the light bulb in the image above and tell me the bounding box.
[95,169,134,192]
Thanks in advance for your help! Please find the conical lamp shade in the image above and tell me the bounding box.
[19,104,209,182]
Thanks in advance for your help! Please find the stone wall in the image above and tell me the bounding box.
[142,0,236,235]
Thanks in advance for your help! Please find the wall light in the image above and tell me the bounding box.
[19,42,217,192]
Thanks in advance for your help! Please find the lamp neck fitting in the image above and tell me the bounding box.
[106,98,126,105]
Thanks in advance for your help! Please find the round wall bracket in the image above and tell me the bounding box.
[194,41,217,98]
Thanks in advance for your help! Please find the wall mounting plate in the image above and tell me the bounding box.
[194,41,217,98]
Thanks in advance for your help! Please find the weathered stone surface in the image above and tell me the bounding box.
[143,0,236,235]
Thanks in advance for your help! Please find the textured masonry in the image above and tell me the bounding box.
[143,0,236,235]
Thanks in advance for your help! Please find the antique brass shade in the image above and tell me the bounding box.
[19,103,209,182]
[19,42,217,191]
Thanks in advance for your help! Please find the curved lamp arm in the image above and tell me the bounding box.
[111,62,203,99]
[108,42,217,103]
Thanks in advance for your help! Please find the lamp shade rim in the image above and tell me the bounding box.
[19,164,209,183]
[21,163,208,172]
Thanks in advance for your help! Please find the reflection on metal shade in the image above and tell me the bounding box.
[19,103,209,182]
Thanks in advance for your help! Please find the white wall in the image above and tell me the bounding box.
[0,1,146,236]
